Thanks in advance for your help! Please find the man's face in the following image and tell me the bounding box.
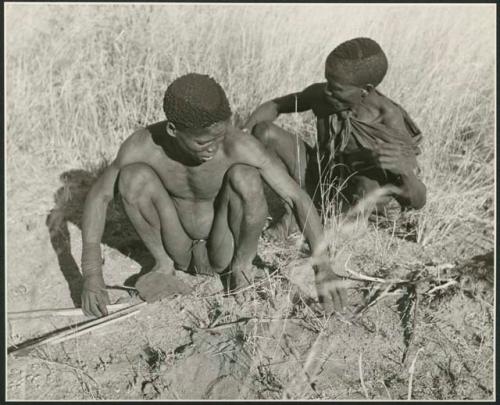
[324,72,364,112]
[175,121,228,163]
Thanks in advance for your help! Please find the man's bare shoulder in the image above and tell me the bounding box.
[371,91,403,115]
[115,127,157,166]
[371,93,407,127]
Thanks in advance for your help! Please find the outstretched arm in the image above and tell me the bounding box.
[243,86,315,132]
[233,134,347,312]
[80,131,146,317]
[80,161,120,317]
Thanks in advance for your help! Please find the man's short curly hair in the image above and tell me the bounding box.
[163,73,232,130]
[325,37,388,88]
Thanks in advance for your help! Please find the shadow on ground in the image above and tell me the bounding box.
[45,166,154,307]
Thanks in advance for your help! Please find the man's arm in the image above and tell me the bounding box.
[373,104,427,210]
[80,131,146,317]
[232,134,347,312]
[394,171,427,210]
[243,85,317,132]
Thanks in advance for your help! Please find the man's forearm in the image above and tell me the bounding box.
[81,195,110,277]
[244,101,279,132]
[290,191,324,256]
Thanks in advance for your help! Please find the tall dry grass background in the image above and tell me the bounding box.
[6,3,495,251]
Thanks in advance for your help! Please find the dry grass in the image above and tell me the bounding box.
[5,3,495,247]
[5,3,495,401]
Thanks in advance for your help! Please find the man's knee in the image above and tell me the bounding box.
[227,165,267,218]
[227,165,263,196]
[118,163,158,204]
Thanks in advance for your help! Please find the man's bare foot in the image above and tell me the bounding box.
[223,265,272,304]
[150,261,175,275]
[135,270,192,302]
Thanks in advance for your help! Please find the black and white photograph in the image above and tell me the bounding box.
[4,2,496,400]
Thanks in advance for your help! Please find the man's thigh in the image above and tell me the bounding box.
[118,163,194,271]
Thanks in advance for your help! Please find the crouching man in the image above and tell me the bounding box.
[80,73,346,317]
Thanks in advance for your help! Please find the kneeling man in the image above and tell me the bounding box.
[81,73,346,317]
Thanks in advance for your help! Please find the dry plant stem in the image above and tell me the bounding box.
[425,279,458,295]
[407,348,423,400]
[381,379,392,399]
[358,352,369,399]
[354,284,397,318]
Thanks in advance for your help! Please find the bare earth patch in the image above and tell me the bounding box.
[6,158,494,400]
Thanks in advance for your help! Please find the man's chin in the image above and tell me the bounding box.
[199,156,215,163]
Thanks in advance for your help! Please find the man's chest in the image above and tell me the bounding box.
[147,152,231,200]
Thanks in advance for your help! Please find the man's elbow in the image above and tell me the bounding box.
[85,184,114,210]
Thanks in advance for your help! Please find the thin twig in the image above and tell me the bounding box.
[358,352,369,399]
[425,279,457,295]
[407,348,423,400]
[381,379,392,399]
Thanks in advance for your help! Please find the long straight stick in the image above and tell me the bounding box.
[9,301,147,354]
[8,303,133,320]
[48,309,142,345]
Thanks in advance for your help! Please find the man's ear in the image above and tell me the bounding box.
[365,84,375,92]
[166,121,177,137]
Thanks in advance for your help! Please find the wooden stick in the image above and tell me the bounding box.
[8,303,134,320]
[9,302,147,354]
[40,301,148,345]
[48,309,141,345]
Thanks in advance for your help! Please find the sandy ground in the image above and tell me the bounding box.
[6,156,494,400]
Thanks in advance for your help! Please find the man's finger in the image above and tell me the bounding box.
[82,295,94,317]
[334,287,348,312]
[319,290,335,315]
[340,287,348,309]
[89,298,103,318]
[331,289,343,312]
[97,294,109,316]
[103,291,111,305]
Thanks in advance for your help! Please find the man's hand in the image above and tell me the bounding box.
[314,264,347,314]
[82,274,110,317]
[372,139,417,176]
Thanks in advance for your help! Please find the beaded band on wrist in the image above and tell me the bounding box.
[81,242,103,277]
